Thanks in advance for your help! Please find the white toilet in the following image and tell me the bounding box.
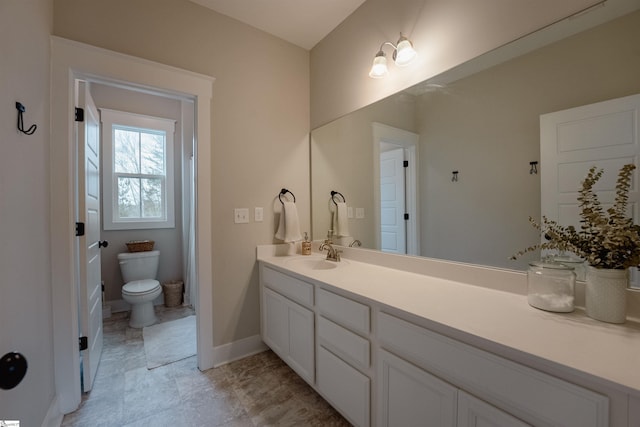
[117,250,162,328]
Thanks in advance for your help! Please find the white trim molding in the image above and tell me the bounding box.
[50,36,215,414]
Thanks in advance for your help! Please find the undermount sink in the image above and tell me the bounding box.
[285,256,343,270]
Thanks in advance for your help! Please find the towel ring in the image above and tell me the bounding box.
[331,191,346,206]
[279,188,296,204]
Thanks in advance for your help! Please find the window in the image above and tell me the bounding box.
[101,109,175,230]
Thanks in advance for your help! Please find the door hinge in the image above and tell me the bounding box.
[75,222,85,237]
[79,336,88,351]
[75,107,84,122]
[404,213,409,220]
[403,160,409,168]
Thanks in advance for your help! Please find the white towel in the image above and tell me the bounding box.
[275,201,302,242]
[334,202,350,237]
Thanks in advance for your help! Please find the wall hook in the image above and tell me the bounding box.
[530,161,538,175]
[451,170,459,182]
[16,102,37,135]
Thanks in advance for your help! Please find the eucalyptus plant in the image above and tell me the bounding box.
[512,164,640,270]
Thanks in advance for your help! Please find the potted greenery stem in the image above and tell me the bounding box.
[514,164,640,323]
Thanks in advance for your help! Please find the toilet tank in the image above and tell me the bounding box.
[117,250,160,283]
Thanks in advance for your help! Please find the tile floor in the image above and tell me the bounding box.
[61,306,350,427]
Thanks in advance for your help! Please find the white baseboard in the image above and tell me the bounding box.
[212,334,268,368]
[42,395,63,427]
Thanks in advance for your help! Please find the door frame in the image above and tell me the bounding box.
[50,36,215,413]
[372,122,419,255]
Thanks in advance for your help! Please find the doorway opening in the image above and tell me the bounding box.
[51,36,214,414]
[77,79,199,392]
[372,122,420,255]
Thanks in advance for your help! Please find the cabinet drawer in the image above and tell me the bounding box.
[262,265,314,307]
[377,312,608,427]
[317,288,370,334]
[318,316,370,369]
[317,346,370,427]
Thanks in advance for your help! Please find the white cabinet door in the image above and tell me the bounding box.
[317,346,370,427]
[263,287,289,356]
[457,391,531,427]
[287,299,315,383]
[378,349,457,427]
[262,287,315,384]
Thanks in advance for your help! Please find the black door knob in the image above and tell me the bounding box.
[99,240,109,248]
[0,352,28,390]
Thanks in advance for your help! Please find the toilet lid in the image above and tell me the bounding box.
[122,279,160,295]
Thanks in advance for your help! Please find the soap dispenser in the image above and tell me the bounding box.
[301,232,312,255]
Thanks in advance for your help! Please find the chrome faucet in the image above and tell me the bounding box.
[319,230,341,261]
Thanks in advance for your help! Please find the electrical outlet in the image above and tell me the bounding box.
[254,207,264,222]
[347,206,354,218]
[234,208,249,224]
[356,207,365,219]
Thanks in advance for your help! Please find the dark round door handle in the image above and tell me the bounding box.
[99,240,109,248]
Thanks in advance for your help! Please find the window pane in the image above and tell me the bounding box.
[114,128,140,174]
[141,132,165,175]
[141,178,162,218]
[117,177,140,218]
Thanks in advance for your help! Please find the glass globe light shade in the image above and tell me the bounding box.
[368,52,388,78]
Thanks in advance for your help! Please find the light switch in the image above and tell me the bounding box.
[254,207,264,222]
[356,208,365,219]
[347,206,354,218]
[234,208,249,224]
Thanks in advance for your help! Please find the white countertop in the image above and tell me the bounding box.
[257,246,640,396]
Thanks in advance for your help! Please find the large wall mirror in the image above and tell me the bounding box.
[311,4,640,272]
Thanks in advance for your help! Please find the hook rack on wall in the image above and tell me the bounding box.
[331,190,346,205]
[451,171,459,182]
[530,161,539,175]
[15,102,37,135]
[278,188,296,204]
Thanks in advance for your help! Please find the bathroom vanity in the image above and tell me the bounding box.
[257,244,640,427]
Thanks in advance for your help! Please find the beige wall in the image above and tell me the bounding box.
[310,0,601,128]
[0,0,55,424]
[53,0,310,346]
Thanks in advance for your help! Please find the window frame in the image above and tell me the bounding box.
[100,108,176,230]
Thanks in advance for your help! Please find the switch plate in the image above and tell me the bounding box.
[254,207,264,222]
[356,208,365,219]
[234,208,249,224]
[347,206,354,218]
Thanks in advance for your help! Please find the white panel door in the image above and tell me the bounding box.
[541,93,640,285]
[76,81,103,392]
[380,148,406,254]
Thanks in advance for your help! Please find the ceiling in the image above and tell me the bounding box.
[189,0,367,50]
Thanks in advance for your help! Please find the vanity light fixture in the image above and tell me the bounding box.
[368,33,417,78]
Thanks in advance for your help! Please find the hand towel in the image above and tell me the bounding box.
[334,202,350,237]
[275,201,302,242]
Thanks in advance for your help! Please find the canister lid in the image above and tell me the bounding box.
[528,260,574,270]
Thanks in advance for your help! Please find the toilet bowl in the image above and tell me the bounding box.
[117,250,162,328]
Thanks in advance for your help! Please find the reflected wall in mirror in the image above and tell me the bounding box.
[311,7,640,272]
